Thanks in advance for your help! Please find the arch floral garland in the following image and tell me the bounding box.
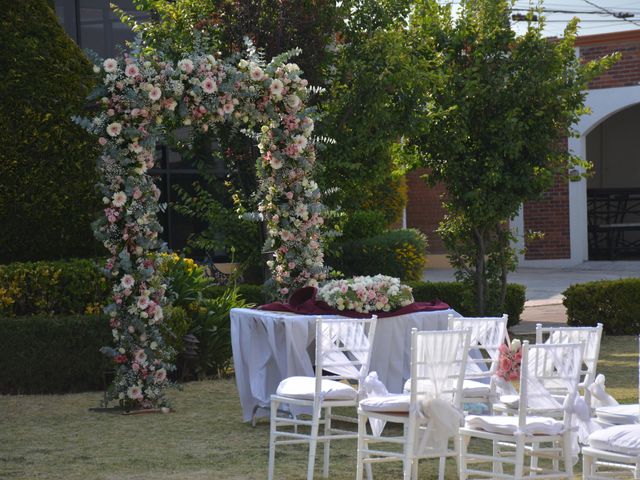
[76,44,327,407]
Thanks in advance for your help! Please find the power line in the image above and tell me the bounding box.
[581,0,640,27]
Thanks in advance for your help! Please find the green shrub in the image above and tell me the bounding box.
[207,284,265,305]
[564,278,640,335]
[0,314,111,394]
[408,281,526,327]
[0,0,100,263]
[329,229,428,281]
[0,258,110,316]
[341,210,388,242]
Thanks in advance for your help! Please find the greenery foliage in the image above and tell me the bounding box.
[0,0,100,263]
[0,314,111,394]
[408,281,526,327]
[564,279,640,335]
[0,259,109,317]
[403,0,618,314]
[329,229,427,281]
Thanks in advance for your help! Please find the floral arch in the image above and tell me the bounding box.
[76,43,327,407]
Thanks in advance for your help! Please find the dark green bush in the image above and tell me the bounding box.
[0,258,110,316]
[0,314,111,394]
[329,229,428,281]
[207,284,265,305]
[341,210,388,242]
[408,281,526,327]
[0,0,100,263]
[564,278,640,335]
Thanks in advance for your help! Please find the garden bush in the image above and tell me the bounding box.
[329,229,428,281]
[564,278,640,334]
[0,0,100,263]
[408,281,526,327]
[0,314,111,394]
[0,258,109,316]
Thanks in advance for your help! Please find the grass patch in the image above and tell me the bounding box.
[1,334,638,479]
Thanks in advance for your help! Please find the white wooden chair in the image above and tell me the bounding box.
[535,323,603,409]
[583,424,640,479]
[268,315,378,480]
[448,314,509,413]
[582,338,640,479]
[459,341,584,479]
[356,328,472,480]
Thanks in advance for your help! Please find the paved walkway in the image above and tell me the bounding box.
[423,261,639,334]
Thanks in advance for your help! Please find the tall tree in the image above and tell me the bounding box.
[404,0,618,313]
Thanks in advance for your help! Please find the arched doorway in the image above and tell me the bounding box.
[586,103,640,259]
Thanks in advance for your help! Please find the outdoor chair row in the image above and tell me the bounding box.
[266,314,621,480]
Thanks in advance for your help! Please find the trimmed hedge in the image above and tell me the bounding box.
[408,281,526,327]
[0,0,101,263]
[0,315,111,394]
[329,229,428,281]
[0,258,109,316]
[564,278,640,335]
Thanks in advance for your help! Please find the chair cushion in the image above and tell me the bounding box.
[275,376,357,401]
[403,378,490,396]
[359,394,410,413]
[595,404,640,426]
[465,415,564,436]
[588,424,640,455]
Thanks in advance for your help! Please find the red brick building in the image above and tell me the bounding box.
[406,30,640,267]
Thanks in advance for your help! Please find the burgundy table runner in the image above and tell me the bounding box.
[258,286,449,318]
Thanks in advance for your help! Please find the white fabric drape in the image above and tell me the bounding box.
[589,374,619,409]
[231,308,455,421]
[412,330,467,454]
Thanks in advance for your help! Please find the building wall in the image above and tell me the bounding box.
[405,30,640,263]
[523,176,571,260]
[579,31,640,90]
[405,169,447,254]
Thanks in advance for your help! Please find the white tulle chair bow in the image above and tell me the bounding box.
[459,341,584,479]
[268,315,378,480]
[356,328,471,480]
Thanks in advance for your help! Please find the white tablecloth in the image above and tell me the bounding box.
[230,307,457,422]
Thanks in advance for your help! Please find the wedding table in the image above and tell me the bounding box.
[230,307,457,422]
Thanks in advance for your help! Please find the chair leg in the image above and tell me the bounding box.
[562,433,573,480]
[307,402,322,480]
[582,451,593,480]
[635,459,640,479]
[493,440,503,475]
[530,440,539,476]
[268,399,279,480]
[323,406,331,478]
[356,412,367,480]
[514,435,525,480]
[458,433,467,480]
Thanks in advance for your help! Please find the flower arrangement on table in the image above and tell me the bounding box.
[317,275,414,313]
[496,338,523,381]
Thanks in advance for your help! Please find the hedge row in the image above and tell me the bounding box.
[408,281,526,327]
[0,258,109,316]
[564,278,640,335]
[0,315,111,394]
[328,229,428,282]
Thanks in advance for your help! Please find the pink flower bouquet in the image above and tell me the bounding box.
[496,339,523,382]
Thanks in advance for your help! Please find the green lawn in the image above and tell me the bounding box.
[1,334,638,479]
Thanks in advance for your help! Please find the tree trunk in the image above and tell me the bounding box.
[474,227,486,315]
[497,225,509,310]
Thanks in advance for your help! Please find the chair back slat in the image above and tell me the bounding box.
[448,314,508,379]
[518,341,584,429]
[315,316,378,387]
[410,329,471,409]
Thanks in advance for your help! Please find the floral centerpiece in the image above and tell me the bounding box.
[496,338,523,381]
[317,275,414,313]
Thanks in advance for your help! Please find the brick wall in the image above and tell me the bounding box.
[404,31,640,261]
[578,31,640,89]
[405,169,447,254]
[523,175,571,260]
